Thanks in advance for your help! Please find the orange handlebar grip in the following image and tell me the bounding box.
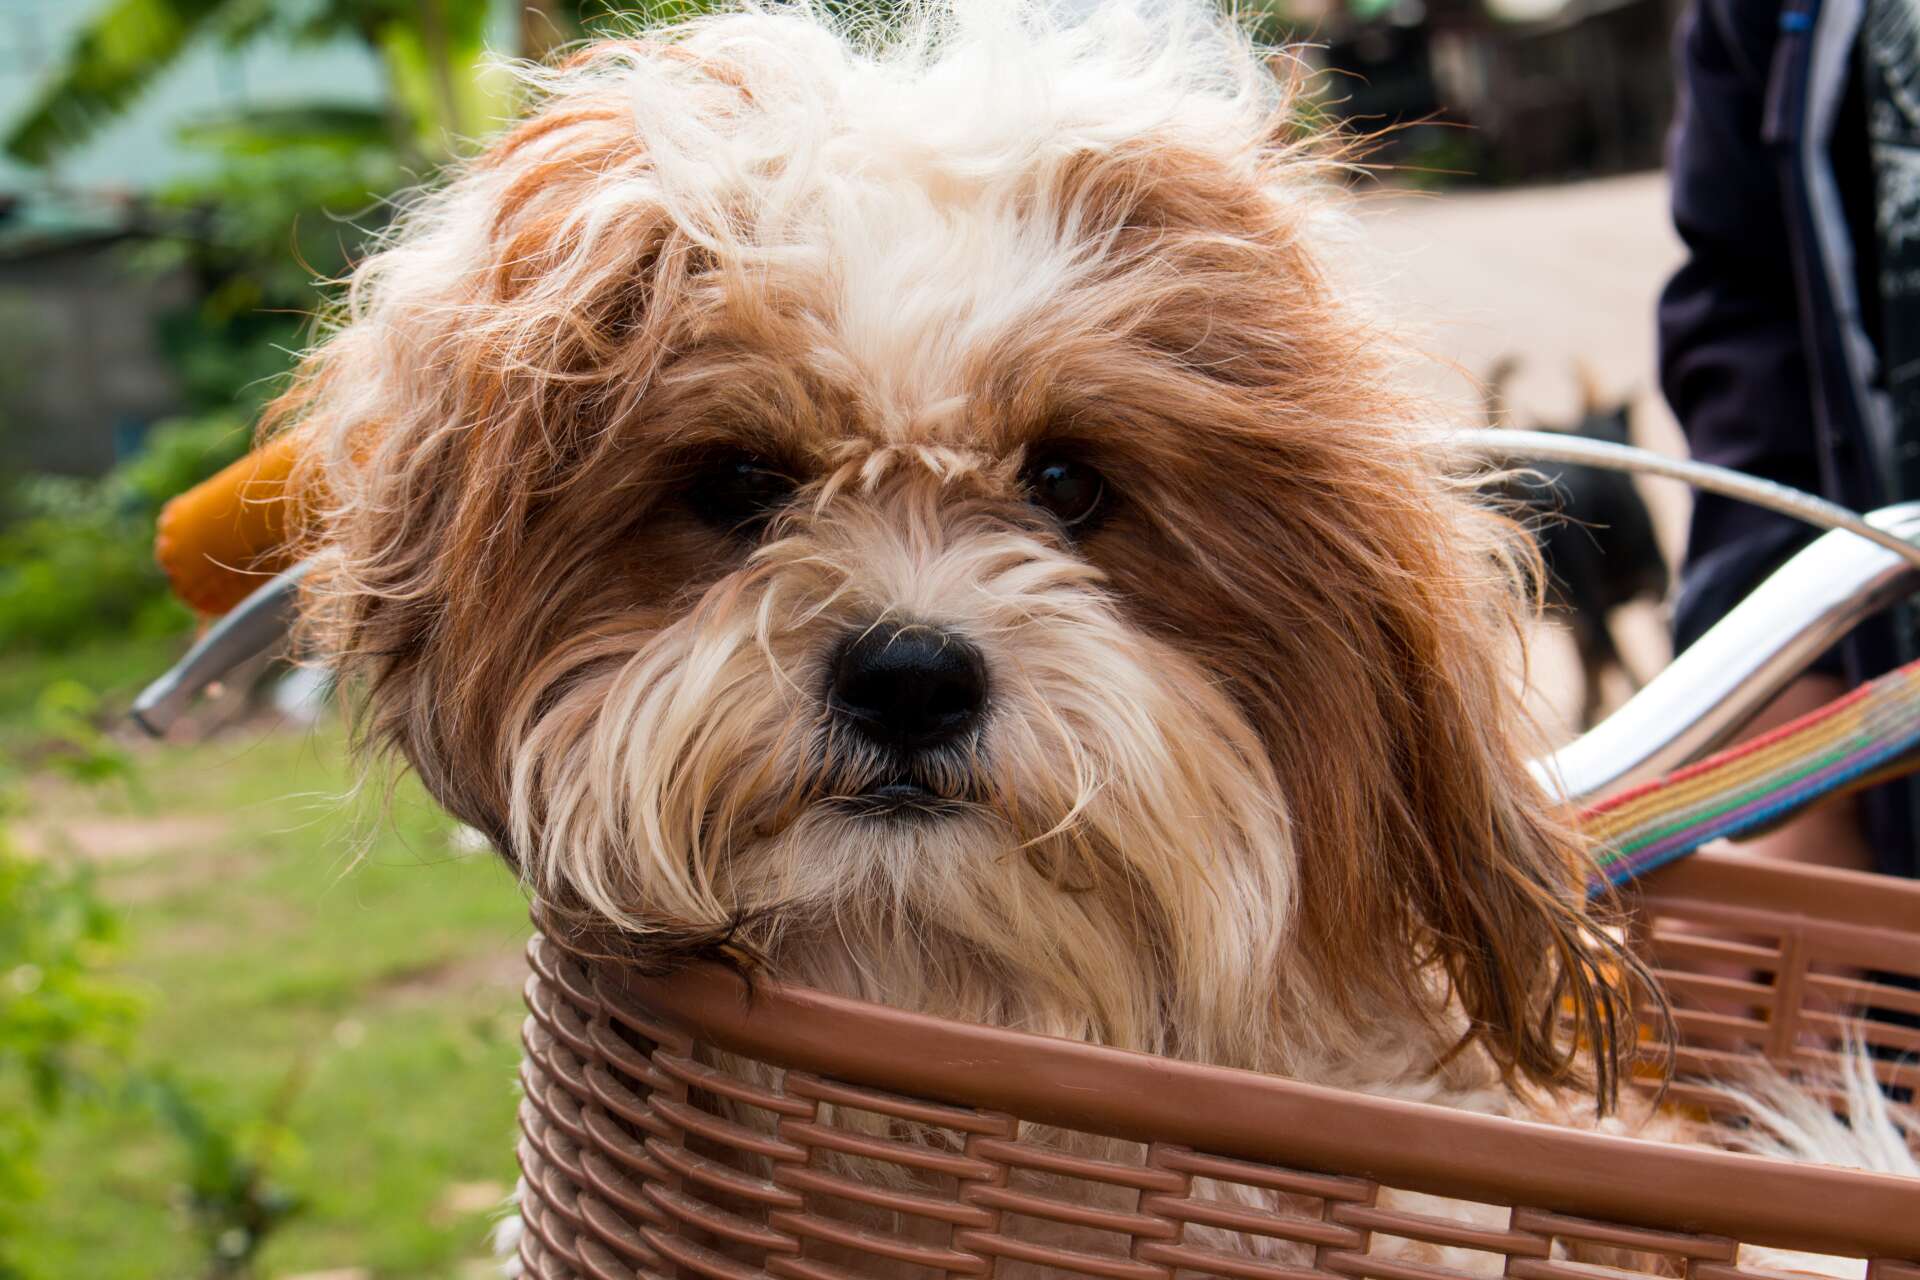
[154,433,307,615]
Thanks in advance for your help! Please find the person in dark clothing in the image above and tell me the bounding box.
[1660,0,1920,877]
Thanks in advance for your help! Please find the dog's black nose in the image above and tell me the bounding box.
[829,624,986,750]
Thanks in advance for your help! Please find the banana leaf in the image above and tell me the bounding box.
[4,0,236,167]
[173,103,393,156]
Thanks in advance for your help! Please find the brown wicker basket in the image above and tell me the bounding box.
[515,851,1920,1280]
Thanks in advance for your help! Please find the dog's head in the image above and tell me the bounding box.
[281,2,1638,1100]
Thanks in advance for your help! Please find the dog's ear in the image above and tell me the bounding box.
[1572,358,1607,415]
[269,49,712,848]
[1308,501,1653,1110]
[1371,665,1651,1109]
[1575,404,1633,448]
[1121,444,1652,1108]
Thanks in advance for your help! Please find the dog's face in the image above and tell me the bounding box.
[285,4,1636,1099]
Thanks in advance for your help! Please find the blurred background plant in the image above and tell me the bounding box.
[2,697,327,1280]
[0,781,138,1280]
[0,4,565,1275]
[0,0,517,662]
[0,417,250,650]
[135,1067,309,1280]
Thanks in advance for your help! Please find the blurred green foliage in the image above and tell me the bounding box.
[134,1069,306,1280]
[1,685,320,1280]
[140,126,405,416]
[0,851,133,1280]
[5,0,508,171]
[0,720,527,1278]
[31,681,142,794]
[0,415,250,650]
[0,780,141,1280]
[0,1,515,654]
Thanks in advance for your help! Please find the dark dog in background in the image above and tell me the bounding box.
[1486,360,1670,729]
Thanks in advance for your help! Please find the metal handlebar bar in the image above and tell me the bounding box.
[1533,503,1920,801]
[130,560,310,737]
[1450,430,1920,802]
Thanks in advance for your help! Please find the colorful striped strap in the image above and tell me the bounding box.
[1582,658,1920,891]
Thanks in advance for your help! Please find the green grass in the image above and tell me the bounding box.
[4,682,531,1278]
[0,631,193,743]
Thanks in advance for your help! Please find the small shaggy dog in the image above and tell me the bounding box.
[263,0,1906,1268]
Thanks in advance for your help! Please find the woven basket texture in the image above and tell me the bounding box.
[515,853,1920,1280]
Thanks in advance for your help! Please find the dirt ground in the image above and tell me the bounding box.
[1358,171,1689,739]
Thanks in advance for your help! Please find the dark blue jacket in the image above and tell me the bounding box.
[1660,0,1919,873]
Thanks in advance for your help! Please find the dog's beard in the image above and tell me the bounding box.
[503,476,1304,1070]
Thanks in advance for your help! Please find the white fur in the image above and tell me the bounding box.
[1725,1047,1919,1279]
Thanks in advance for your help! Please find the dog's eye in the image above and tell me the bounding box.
[1023,456,1106,529]
[689,453,797,536]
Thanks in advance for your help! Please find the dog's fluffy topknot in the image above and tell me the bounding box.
[296,0,1339,462]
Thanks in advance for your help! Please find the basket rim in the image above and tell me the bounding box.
[1629,851,1920,961]
[541,852,1920,1261]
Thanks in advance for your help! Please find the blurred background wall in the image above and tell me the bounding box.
[0,0,388,475]
[1292,0,1685,184]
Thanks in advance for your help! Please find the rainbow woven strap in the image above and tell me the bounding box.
[1583,657,1920,891]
